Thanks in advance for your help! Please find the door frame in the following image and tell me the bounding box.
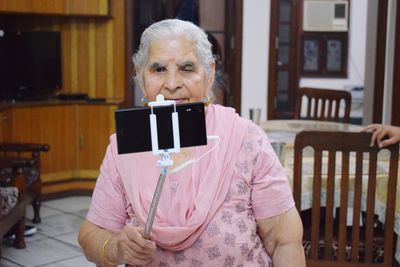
[267,0,300,119]
[224,0,243,113]
[372,0,388,123]
[391,0,400,125]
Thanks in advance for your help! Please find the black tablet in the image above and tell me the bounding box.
[114,102,207,154]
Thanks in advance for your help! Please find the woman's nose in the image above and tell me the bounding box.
[164,72,182,91]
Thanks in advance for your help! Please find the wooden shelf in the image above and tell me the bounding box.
[0,0,109,17]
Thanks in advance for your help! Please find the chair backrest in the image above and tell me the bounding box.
[294,87,352,123]
[293,131,399,267]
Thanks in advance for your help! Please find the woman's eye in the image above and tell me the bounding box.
[154,67,165,73]
[181,66,193,72]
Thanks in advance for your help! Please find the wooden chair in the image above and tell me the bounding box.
[294,87,352,123]
[293,131,399,267]
[0,158,27,261]
[0,143,49,223]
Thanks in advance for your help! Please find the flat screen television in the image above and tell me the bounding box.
[0,30,62,101]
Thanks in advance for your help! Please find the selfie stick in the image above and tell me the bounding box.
[143,94,180,239]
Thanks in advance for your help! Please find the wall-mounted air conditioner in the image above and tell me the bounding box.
[303,0,349,32]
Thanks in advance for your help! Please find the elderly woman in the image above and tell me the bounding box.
[78,19,305,266]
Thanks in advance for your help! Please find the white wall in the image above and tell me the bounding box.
[363,0,396,124]
[300,0,367,90]
[363,0,379,124]
[382,0,397,123]
[241,0,269,120]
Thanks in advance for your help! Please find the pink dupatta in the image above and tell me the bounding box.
[112,104,249,250]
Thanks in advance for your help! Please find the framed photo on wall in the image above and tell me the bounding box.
[301,35,320,74]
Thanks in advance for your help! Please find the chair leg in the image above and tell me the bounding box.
[13,216,26,249]
[32,197,41,224]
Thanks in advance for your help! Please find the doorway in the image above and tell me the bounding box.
[267,0,300,119]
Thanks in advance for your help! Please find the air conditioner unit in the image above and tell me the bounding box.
[303,0,349,32]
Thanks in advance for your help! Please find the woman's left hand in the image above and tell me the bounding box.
[363,124,400,148]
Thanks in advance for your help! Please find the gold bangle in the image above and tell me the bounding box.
[102,238,118,266]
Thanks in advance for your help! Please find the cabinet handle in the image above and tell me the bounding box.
[79,134,85,149]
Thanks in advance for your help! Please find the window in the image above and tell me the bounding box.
[300,32,348,77]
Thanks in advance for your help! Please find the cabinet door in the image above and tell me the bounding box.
[0,109,13,142]
[30,106,77,174]
[77,105,116,171]
[1,107,33,143]
[0,112,3,141]
[3,106,78,175]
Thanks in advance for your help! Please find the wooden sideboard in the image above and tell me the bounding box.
[0,101,118,198]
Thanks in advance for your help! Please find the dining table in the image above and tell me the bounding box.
[260,119,400,263]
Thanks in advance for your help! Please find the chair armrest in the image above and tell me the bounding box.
[0,143,50,153]
[0,158,28,189]
[0,143,50,162]
[0,158,26,200]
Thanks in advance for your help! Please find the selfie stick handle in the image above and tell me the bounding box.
[143,166,168,239]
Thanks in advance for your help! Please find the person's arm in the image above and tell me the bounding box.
[78,219,156,266]
[256,207,306,267]
[363,124,400,148]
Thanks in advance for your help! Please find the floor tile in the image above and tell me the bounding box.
[25,204,63,222]
[1,196,93,266]
[0,258,23,267]
[2,238,81,267]
[24,232,48,243]
[36,213,85,238]
[40,256,96,267]
[71,209,89,219]
[43,196,92,213]
[53,232,80,248]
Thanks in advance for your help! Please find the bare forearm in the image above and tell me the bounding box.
[79,219,157,266]
[78,221,120,266]
[257,207,306,267]
[272,242,305,267]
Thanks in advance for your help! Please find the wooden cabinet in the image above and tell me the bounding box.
[0,0,109,16]
[32,0,65,14]
[0,103,117,196]
[0,0,32,13]
[65,0,108,16]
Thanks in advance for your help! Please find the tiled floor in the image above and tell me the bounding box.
[1,196,96,267]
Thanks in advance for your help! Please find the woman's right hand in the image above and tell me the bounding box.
[113,225,157,266]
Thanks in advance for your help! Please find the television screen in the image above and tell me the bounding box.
[0,30,62,100]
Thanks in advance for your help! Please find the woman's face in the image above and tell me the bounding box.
[141,35,214,103]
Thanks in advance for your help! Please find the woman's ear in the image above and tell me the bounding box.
[134,65,146,96]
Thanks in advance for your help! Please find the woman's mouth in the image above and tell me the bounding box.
[167,98,187,104]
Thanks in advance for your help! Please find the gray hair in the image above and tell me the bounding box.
[133,19,215,96]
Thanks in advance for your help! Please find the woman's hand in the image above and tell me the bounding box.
[113,225,157,266]
[363,124,400,148]
[78,220,156,266]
